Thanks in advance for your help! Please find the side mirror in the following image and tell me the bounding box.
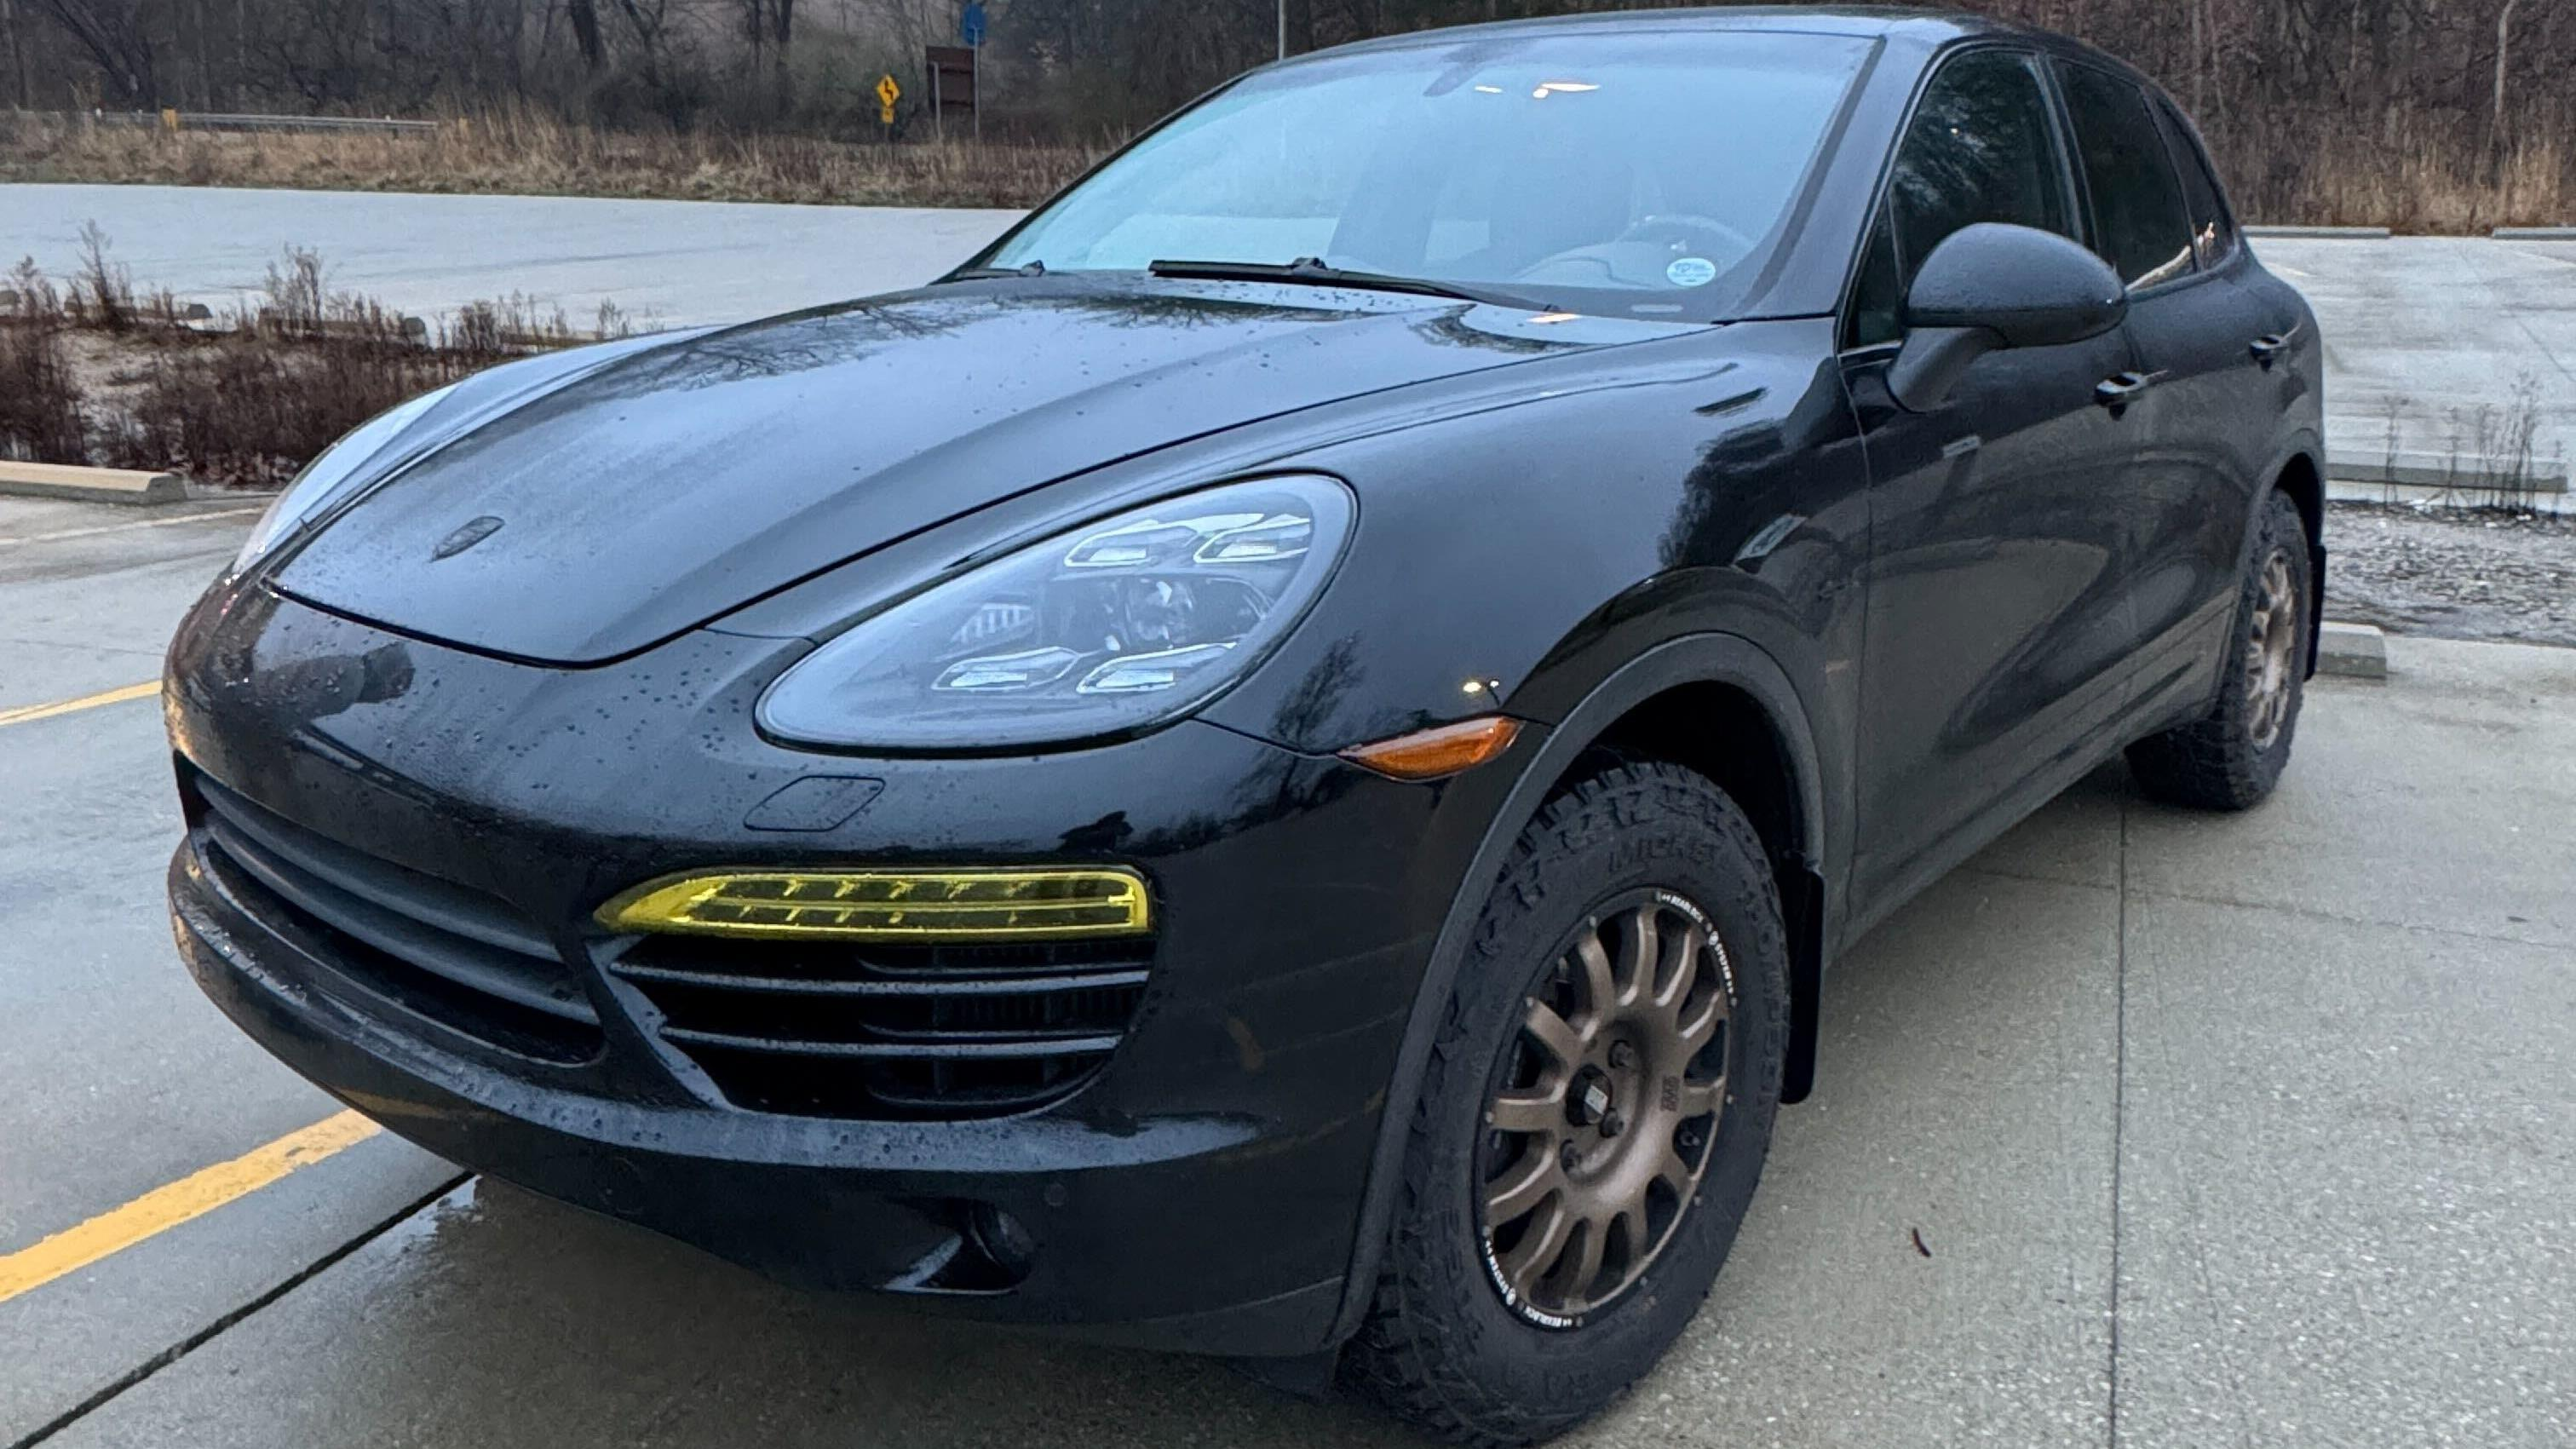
[1886,223,2128,411]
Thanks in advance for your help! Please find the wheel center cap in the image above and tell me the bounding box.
[1570,1067,1615,1127]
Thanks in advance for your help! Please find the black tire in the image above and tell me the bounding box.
[1342,762,1789,1446]
[2126,490,2312,811]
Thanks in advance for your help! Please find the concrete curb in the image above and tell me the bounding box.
[2325,449,2568,493]
[2246,225,2391,239]
[2327,478,2570,515]
[0,462,188,506]
[2493,226,2576,240]
[2317,622,2388,681]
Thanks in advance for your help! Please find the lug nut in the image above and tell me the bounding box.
[1607,1041,1636,1070]
[1600,1109,1625,1139]
[1560,1141,1583,1172]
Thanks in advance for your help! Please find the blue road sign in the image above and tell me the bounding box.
[961,2,986,47]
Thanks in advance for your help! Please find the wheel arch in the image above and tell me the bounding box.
[2266,445,2326,678]
[1326,632,1831,1348]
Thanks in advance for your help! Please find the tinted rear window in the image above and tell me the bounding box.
[2056,62,2196,289]
[2153,98,2237,268]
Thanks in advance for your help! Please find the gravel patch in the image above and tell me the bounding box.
[2326,501,2576,647]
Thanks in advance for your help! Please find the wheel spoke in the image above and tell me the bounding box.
[1677,992,1727,1053]
[1522,1001,1587,1067]
[1613,1203,1648,1262]
[1652,923,1704,1011]
[1497,1197,1573,1298]
[1488,1084,1564,1136]
[1654,1139,1699,1195]
[1572,931,1616,1019]
[1563,1215,1608,1297]
[1675,1078,1722,1118]
[1614,909,1656,1007]
[1484,1149,1563,1225]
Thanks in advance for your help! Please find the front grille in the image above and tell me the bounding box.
[188,771,604,1064]
[604,935,1153,1119]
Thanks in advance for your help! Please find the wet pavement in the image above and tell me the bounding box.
[2,496,2571,1447]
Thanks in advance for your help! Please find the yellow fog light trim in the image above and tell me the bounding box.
[595,867,1152,940]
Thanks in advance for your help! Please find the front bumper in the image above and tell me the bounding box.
[163,584,1510,1356]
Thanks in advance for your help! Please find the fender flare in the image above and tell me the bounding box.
[2247,434,2327,680]
[1323,631,1829,1348]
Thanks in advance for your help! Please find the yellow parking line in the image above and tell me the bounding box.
[0,506,262,549]
[0,680,160,729]
[0,1110,382,1304]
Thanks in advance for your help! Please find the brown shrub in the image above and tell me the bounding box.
[0,325,89,465]
[0,260,89,464]
[111,335,480,488]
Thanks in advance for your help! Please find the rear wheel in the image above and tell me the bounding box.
[2127,490,2312,810]
[1343,762,1788,1446]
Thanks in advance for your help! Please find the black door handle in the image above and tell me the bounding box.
[2095,371,2159,409]
[2250,320,2300,367]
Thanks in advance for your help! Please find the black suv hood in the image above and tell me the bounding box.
[274,280,1700,665]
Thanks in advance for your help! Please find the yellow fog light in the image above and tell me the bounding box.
[596,867,1151,940]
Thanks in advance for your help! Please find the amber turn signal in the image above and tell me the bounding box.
[1340,716,1522,781]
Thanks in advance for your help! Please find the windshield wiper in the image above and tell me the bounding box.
[1147,257,1541,311]
[946,261,1048,281]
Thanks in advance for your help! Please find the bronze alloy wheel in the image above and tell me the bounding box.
[2245,547,2299,750]
[1476,890,1734,1327]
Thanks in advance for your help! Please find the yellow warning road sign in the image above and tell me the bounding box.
[876,73,901,124]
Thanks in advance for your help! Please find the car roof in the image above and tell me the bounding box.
[1277,8,2159,103]
[1298,6,2033,57]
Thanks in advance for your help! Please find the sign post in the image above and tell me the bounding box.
[925,45,976,145]
[960,3,986,143]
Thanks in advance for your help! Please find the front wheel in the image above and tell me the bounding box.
[2127,489,2313,811]
[1343,762,1788,1446]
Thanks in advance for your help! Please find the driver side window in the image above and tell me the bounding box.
[1847,49,2074,348]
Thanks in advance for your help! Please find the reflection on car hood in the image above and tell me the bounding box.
[272,279,1704,664]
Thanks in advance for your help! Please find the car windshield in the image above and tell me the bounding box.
[978,28,1877,320]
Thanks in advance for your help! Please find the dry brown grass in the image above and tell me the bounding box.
[0,109,1101,210]
[2211,108,2573,233]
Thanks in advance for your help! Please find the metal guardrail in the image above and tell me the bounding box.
[68,111,441,136]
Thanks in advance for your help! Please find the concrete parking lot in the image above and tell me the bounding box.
[3,186,2571,474]
[0,183,1021,334]
[2,493,2569,1447]
[2256,233,2576,474]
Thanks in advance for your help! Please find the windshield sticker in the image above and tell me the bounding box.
[1665,256,1718,288]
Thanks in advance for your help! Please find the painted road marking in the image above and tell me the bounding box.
[0,1111,382,1304]
[0,506,262,549]
[0,681,160,729]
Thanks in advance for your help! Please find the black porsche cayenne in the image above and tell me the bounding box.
[165,9,2323,1443]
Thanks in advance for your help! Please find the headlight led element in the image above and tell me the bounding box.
[758,475,1354,750]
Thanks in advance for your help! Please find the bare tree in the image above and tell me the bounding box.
[32,0,158,104]
[4,0,35,108]
[2491,0,2517,157]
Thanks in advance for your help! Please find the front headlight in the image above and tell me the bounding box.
[757,475,1354,751]
[233,383,457,572]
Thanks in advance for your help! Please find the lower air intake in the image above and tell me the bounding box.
[603,936,1153,1119]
